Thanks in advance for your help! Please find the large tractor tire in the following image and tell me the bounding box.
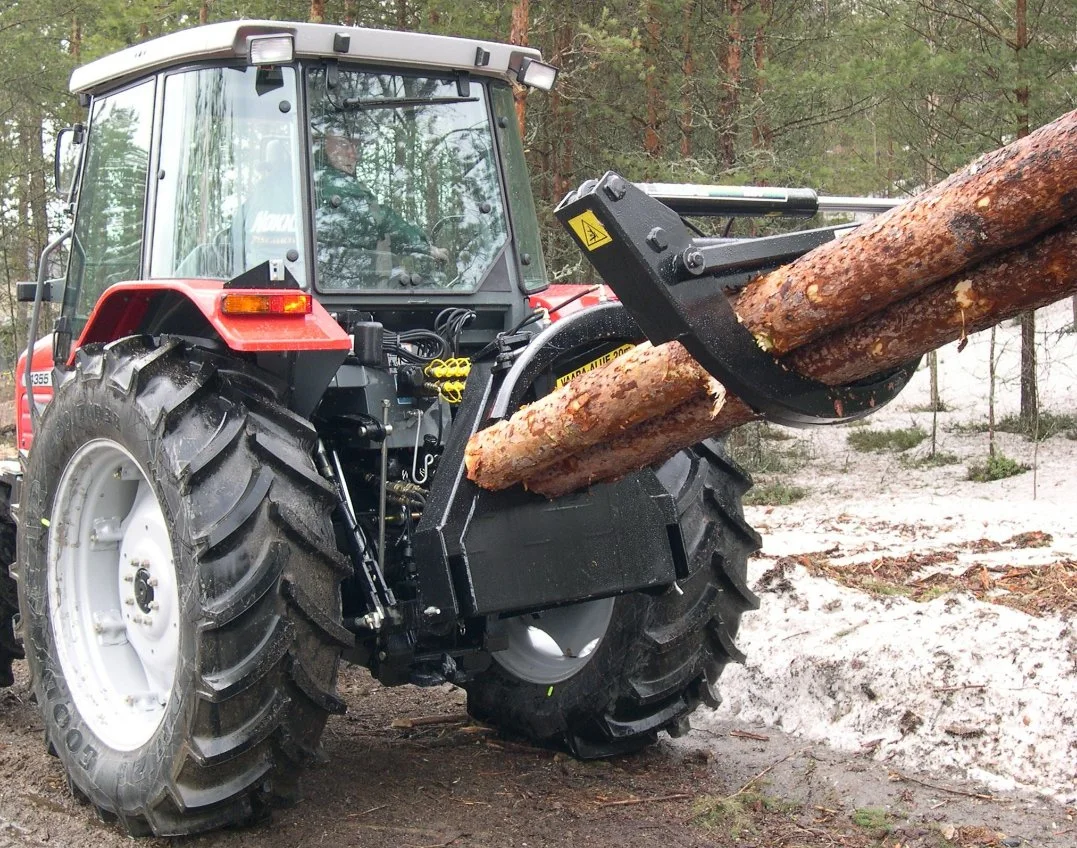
[465,441,761,757]
[17,336,351,836]
[0,480,23,687]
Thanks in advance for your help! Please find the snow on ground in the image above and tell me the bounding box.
[695,300,1077,803]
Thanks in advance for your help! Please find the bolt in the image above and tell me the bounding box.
[132,615,143,625]
[377,651,388,661]
[423,606,441,617]
[646,227,669,253]
[603,175,628,201]
[682,248,706,275]
[125,598,134,606]
[150,602,159,611]
[123,574,134,583]
[147,577,158,588]
[125,696,135,705]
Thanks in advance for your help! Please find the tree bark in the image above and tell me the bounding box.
[524,220,1077,497]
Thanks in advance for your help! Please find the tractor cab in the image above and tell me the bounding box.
[54,22,554,351]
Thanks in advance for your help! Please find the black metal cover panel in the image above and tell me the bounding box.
[456,472,678,616]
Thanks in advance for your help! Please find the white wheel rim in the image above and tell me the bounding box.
[48,439,180,752]
[490,597,615,685]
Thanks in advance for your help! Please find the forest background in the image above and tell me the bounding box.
[1,0,1075,418]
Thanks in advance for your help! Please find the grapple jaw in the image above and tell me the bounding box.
[554,171,918,428]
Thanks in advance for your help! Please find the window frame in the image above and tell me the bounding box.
[63,76,157,336]
[301,61,519,297]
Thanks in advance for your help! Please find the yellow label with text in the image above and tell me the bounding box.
[555,344,635,388]
[567,210,613,251]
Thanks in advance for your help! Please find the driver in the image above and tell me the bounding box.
[316,132,448,285]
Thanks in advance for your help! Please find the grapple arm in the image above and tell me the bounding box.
[555,172,918,428]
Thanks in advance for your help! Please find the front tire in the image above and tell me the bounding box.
[465,441,760,757]
[17,337,351,836]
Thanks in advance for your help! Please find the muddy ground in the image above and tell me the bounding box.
[0,660,1072,848]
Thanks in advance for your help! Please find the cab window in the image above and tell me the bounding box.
[65,80,154,334]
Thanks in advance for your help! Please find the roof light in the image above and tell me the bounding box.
[221,292,311,316]
[516,57,558,91]
[248,34,294,66]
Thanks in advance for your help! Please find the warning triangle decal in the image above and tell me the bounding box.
[568,210,613,251]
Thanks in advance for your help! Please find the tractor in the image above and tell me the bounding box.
[0,19,905,836]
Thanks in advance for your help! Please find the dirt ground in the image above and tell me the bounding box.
[1,311,1074,846]
[0,660,1072,848]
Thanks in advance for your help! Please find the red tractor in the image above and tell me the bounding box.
[3,19,906,837]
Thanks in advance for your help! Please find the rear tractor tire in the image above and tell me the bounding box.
[465,441,761,757]
[17,337,351,836]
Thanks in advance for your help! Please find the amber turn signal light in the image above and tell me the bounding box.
[220,292,312,316]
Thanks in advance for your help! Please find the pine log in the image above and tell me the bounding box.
[464,109,1077,493]
[734,108,1077,355]
[523,221,1077,497]
[463,341,718,488]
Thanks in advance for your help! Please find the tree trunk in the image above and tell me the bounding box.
[465,109,1077,495]
[679,1,695,158]
[524,221,1077,497]
[642,3,662,158]
[718,0,743,167]
[1013,0,1038,433]
[510,0,530,136]
[1019,311,1038,430]
[751,0,772,151]
[309,1,325,23]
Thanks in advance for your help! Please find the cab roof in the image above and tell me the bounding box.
[70,20,545,95]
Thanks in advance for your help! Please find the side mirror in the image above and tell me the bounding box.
[54,124,84,202]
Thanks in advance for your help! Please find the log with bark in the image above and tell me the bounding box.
[464,109,1077,496]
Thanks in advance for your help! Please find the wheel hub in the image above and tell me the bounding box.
[133,567,154,613]
[48,440,180,751]
[489,597,616,685]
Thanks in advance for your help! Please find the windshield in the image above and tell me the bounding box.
[307,68,508,292]
[151,66,306,284]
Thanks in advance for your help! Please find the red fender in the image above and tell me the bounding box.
[16,279,351,451]
[78,279,351,354]
[529,283,618,322]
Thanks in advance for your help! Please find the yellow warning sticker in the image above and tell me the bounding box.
[555,344,635,388]
[567,210,613,251]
